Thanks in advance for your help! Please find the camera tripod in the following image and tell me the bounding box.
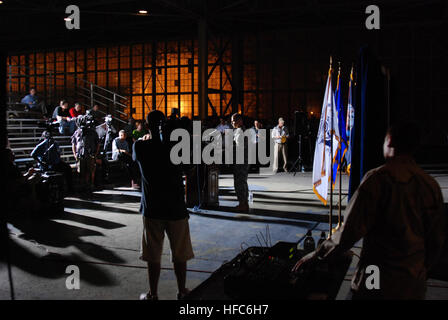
[289,134,305,176]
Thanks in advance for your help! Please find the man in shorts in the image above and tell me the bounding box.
[133,110,194,300]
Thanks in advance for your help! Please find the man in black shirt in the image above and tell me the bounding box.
[133,110,194,300]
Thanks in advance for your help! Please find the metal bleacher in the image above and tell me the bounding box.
[7,109,76,170]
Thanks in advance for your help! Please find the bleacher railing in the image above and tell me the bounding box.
[7,64,128,124]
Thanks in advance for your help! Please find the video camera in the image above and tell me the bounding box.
[39,119,60,135]
[76,111,96,129]
[105,114,113,126]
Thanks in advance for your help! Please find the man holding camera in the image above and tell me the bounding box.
[71,115,100,192]
[31,131,73,192]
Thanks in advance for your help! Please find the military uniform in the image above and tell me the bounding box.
[315,156,446,299]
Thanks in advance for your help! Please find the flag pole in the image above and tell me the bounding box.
[329,56,333,237]
[338,62,342,229]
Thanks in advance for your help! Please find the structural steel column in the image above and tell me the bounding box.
[1,51,6,151]
[152,41,157,111]
[232,34,243,115]
[198,18,208,120]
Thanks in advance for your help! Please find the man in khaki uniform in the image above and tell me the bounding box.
[272,117,289,173]
[293,122,447,299]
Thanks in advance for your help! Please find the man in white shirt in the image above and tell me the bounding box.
[216,116,230,134]
[112,130,140,188]
[271,117,289,173]
[231,113,249,213]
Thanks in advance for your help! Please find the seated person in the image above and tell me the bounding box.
[21,88,47,116]
[88,104,102,125]
[112,130,140,188]
[51,100,64,120]
[31,131,73,192]
[69,103,84,118]
[132,121,148,142]
[124,116,136,149]
[55,100,76,135]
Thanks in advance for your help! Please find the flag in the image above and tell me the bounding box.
[312,63,341,205]
[331,67,348,186]
[345,66,355,175]
[348,46,388,200]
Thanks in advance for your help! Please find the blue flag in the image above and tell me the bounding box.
[331,69,348,187]
[345,67,355,175]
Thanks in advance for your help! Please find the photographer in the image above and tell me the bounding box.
[31,130,73,192]
[71,113,100,192]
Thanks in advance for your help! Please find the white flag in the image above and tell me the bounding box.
[312,67,340,205]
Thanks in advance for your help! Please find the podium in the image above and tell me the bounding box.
[185,164,219,208]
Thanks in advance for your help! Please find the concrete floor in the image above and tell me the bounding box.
[1,171,448,300]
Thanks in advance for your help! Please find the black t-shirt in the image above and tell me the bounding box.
[56,106,70,118]
[133,138,188,220]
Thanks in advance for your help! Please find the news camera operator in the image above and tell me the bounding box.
[71,112,100,192]
[31,127,73,193]
[95,114,117,184]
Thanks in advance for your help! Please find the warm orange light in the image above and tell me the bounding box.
[138,10,148,14]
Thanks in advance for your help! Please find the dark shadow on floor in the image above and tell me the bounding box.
[1,238,117,286]
[7,214,126,264]
[57,212,126,230]
[189,209,317,229]
[86,192,141,204]
[64,199,139,215]
[198,205,341,223]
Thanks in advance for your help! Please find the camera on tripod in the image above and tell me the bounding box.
[290,109,312,174]
[76,111,96,129]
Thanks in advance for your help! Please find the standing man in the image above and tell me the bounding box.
[134,110,194,300]
[231,113,250,213]
[71,116,100,192]
[216,116,230,134]
[272,117,290,173]
[112,130,140,188]
[293,122,447,299]
[251,120,263,171]
[21,88,47,116]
